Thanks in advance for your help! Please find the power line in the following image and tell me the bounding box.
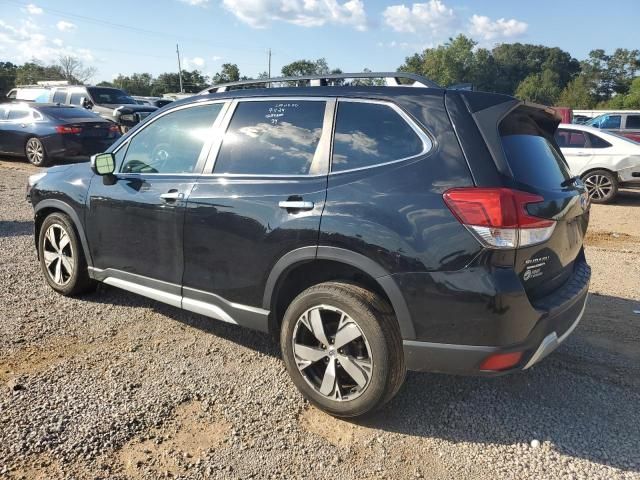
[0,0,269,54]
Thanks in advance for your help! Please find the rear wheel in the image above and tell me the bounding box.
[25,137,49,167]
[280,282,405,417]
[38,213,95,296]
[581,169,618,204]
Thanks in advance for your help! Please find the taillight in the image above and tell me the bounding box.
[55,125,82,134]
[443,188,556,249]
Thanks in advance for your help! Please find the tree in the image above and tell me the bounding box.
[399,35,477,87]
[57,55,97,84]
[14,61,65,86]
[515,70,562,106]
[0,62,17,96]
[212,63,240,84]
[557,76,595,108]
[281,58,330,77]
[151,70,209,95]
[112,73,154,96]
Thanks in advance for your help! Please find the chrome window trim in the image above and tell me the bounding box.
[112,99,231,176]
[203,96,335,178]
[328,97,434,175]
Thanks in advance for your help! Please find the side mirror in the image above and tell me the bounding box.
[81,97,93,109]
[91,152,116,176]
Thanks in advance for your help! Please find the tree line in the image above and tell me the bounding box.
[1,37,638,108]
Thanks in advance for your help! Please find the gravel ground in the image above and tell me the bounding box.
[1,158,639,479]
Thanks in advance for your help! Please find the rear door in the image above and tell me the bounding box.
[500,107,590,300]
[554,128,593,174]
[182,97,333,311]
[622,114,640,142]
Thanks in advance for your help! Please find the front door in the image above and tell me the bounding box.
[182,98,333,318]
[86,102,227,288]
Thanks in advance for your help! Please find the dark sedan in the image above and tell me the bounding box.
[0,103,121,166]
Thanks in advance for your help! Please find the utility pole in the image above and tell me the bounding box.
[268,48,271,78]
[176,43,184,93]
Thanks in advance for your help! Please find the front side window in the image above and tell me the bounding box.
[69,93,84,105]
[120,104,222,174]
[331,101,425,172]
[600,115,621,129]
[625,115,640,129]
[52,89,67,104]
[555,129,587,148]
[214,100,326,175]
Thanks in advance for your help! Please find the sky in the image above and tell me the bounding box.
[0,0,639,83]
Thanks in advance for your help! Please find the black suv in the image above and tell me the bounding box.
[12,85,158,130]
[27,73,591,417]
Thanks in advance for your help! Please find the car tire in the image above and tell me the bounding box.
[280,282,406,417]
[25,137,49,167]
[581,169,618,204]
[38,212,96,296]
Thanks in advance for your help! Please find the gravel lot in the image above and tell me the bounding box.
[1,158,639,479]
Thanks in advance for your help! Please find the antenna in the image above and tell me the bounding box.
[176,43,184,93]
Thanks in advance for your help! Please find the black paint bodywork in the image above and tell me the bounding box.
[28,85,591,375]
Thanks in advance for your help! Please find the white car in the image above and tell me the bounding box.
[555,123,640,203]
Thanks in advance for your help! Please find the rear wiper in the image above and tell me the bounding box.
[561,175,580,187]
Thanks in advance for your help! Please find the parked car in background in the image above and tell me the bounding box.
[133,96,173,108]
[572,115,591,125]
[556,123,640,203]
[8,85,158,131]
[26,72,591,417]
[0,103,120,166]
[587,112,640,142]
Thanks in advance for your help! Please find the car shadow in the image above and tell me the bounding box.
[86,283,279,358]
[0,220,33,238]
[82,287,639,472]
[356,292,640,473]
[614,189,640,206]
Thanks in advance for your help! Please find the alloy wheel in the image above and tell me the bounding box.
[42,224,75,286]
[292,305,373,401]
[26,138,45,165]
[583,174,613,201]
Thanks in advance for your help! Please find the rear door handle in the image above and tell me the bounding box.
[160,190,184,202]
[278,200,314,211]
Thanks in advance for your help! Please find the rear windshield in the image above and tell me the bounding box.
[500,109,571,190]
[39,107,101,119]
[87,87,136,105]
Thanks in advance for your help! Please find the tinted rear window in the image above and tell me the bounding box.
[39,107,101,119]
[500,110,571,190]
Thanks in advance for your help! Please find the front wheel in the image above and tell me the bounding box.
[38,213,96,296]
[581,169,618,204]
[25,137,49,167]
[280,282,406,417]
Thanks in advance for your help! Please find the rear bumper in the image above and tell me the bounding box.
[402,258,590,375]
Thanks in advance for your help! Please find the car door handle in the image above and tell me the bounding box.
[160,191,184,202]
[575,152,589,156]
[278,200,314,211]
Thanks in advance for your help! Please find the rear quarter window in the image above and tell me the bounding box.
[500,110,571,190]
[331,101,426,172]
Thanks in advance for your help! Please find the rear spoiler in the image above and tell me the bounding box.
[456,91,561,178]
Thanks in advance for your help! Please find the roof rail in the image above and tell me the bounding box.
[200,72,440,94]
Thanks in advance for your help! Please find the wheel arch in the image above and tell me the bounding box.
[34,200,93,267]
[263,246,416,340]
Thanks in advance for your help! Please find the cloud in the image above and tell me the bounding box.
[56,20,76,32]
[25,4,43,15]
[179,0,210,5]
[383,0,455,34]
[469,14,527,41]
[183,56,206,70]
[222,0,367,31]
[0,18,94,65]
[211,55,223,62]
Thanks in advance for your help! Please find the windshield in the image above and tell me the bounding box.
[87,87,136,105]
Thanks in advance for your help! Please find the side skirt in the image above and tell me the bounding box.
[88,267,270,332]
